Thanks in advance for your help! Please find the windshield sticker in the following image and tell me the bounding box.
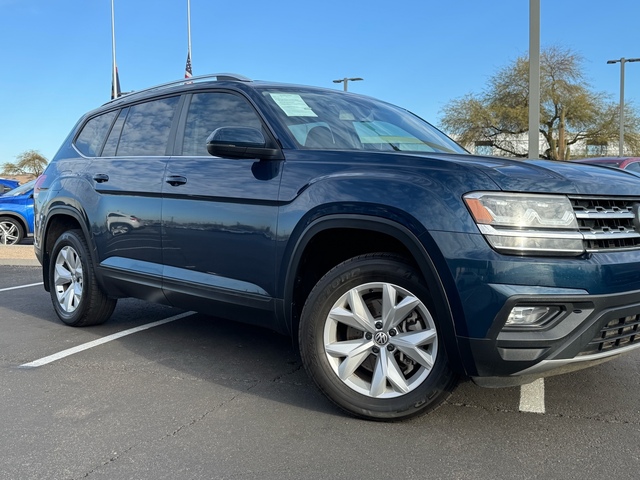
[270,93,317,117]
[339,111,355,121]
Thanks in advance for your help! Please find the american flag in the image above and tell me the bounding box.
[185,52,192,79]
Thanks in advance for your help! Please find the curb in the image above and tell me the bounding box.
[0,258,41,266]
[0,244,40,267]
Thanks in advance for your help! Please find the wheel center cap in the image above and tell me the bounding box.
[374,331,389,345]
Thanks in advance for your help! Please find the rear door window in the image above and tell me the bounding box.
[116,96,180,156]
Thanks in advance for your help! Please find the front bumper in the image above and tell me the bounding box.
[460,287,640,386]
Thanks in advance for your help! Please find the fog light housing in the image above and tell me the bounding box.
[505,306,561,329]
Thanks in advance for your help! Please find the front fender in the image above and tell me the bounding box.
[279,213,465,373]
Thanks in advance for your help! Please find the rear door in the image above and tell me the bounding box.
[86,95,181,296]
[161,90,282,324]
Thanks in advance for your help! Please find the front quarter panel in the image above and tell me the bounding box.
[275,150,501,335]
[277,151,499,234]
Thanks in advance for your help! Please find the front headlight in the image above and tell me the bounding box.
[464,192,585,256]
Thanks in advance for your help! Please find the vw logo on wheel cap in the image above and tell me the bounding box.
[374,331,389,345]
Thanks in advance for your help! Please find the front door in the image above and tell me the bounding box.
[161,91,282,325]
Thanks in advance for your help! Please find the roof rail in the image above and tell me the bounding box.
[108,73,252,103]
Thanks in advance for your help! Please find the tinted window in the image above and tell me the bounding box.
[75,111,118,157]
[117,96,179,156]
[182,92,262,156]
[585,160,623,168]
[625,162,640,172]
[102,108,128,157]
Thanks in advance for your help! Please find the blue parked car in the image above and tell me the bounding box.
[0,178,20,195]
[0,179,35,245]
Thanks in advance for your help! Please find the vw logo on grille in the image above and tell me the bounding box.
[374,331,389,345]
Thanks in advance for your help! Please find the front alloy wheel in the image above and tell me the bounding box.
[0,217,24,245]
[300,254,458,420]
[324,282,438,399]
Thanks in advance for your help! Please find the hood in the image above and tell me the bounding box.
[441,155,640,195]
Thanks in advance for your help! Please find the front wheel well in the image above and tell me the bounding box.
[290,228,415,333]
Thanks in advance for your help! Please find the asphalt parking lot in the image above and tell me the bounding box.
[1,252,639,479]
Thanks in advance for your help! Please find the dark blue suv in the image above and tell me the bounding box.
[33,74,640,420]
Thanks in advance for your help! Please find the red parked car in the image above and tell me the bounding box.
[573,156,640,173]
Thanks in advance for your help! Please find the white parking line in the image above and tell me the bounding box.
[0,282,44,292]
[519,378,546,413]
[20,311,195,368]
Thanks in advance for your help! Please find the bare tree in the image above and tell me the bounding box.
[439,46,640,159]
[3,150,48,177]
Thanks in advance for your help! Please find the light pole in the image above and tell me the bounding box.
[333,77,363,91]
[528,0,540,160]
[607,57,640,156]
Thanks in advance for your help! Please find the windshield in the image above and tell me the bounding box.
[585,160,623,167]
[3,179,36,197]
[259,88,466,154]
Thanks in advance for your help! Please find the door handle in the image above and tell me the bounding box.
[165,175,187,186]
[93,173,109,183]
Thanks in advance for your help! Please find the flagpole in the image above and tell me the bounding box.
[186,0,192,77]
[187,0,192,57]
[111,0,118,99]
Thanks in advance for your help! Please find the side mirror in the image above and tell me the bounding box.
[206,127,283,160]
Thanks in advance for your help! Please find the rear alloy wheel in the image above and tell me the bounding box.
[0,217,24,245]
[299,254,458,420]
[49,230,116,326]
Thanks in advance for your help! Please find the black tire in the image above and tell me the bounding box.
[49,230,117,326]
[299,253,458,420]
[0,216,24,245]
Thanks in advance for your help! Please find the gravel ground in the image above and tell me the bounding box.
[0,243,39,266]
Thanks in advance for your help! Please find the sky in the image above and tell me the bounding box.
[1,0,639,165]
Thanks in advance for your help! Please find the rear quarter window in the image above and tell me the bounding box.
[74,111,118,157]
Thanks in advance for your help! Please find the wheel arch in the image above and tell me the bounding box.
[0,211,29,237]
[40,206,93,292]
[282,214,464,373]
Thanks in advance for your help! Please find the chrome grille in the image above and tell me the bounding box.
[570,197,640,251]
[580,314,640,355]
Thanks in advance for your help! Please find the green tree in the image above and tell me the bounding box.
[3,150,48,177]
[439,46,640,160]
